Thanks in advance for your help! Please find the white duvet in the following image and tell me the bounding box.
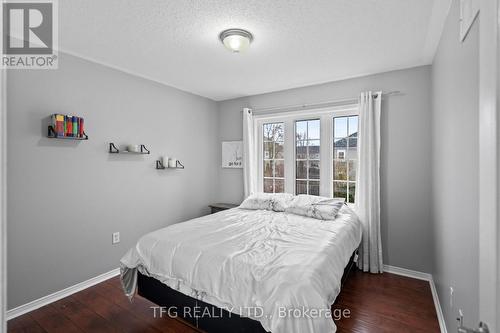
[120,206,362,333]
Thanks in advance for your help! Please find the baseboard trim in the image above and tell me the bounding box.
[383,264,432,281]
[6,268,120,320]
[429,277,448,333]
[383,265,447,333]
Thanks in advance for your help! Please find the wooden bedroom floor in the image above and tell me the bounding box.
[8,269,440,333]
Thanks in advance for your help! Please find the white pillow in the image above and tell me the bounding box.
[239,193,293,212]
[285,195,345,220]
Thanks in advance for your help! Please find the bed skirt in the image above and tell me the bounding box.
[137,251,358,333]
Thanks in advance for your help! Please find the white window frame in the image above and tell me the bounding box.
[255,104,359,197]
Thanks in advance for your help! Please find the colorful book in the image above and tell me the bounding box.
[67,116,73,137]
[78,118,83,137]
[51,114,85,138]
[56,114,64,136]
[79,118,84,137]
[72,116,78,137]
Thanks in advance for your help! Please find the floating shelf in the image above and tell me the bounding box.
[109,143,150,154]
[156,160,185,169]
[47,125,88,140]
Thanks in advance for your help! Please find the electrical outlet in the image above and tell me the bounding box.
[449,286,454,308]
[112,232,120,244]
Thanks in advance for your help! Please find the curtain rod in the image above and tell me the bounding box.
[247,90,402,115]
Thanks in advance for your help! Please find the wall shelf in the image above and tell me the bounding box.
[109,143,150,154]
[47,125,88,140]
[156,160,184,169]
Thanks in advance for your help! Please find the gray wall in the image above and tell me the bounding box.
[7,53,219,309]
[431,0,479,330]
[218,65,434,273]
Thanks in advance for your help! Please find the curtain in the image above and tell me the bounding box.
[243,108,257,198]
[355,91,383,273]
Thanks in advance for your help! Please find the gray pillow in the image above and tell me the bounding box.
[285,195,345,220]
[239,193,293,212]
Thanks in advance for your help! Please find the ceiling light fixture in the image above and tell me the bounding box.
[219,28,253,53]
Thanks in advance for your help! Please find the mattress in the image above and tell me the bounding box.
[120,205,362,333]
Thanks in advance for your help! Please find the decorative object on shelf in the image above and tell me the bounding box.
[156,158,184,169]
[222,141,243,168]
[127,144,141,153]
[168,158,178,168]
[47,114,88,140]
[109,143,150,154]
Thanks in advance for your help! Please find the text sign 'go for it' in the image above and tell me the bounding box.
[2,0,58,69]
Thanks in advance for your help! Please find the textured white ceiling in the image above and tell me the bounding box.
[59,0,449,101]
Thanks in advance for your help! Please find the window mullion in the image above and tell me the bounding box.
[257,122,264,192]
[319,114,331,197]
[284,119,295,194]
[305,139,309,194]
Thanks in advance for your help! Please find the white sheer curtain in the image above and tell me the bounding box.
[355,91,383,273]
[243,108,257,198]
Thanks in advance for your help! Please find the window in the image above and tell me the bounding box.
[263,123,284,193]
[257,105,358,200]
[333,116,358,202]
[295,119,320,195]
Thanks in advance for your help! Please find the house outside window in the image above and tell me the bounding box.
[333,116,358,203]
[295,119,320,195]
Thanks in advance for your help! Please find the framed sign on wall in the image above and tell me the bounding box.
[222,141,243,168]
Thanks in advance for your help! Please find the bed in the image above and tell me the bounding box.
[120,203,362,333]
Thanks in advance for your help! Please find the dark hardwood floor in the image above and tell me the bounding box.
[333,270,440,332]
[8,270,440,333]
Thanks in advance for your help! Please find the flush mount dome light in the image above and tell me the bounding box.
[219,28,253,53]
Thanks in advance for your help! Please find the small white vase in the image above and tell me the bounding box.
[161,156,169,168]
[168,158,177,168]
[127,144,140,153]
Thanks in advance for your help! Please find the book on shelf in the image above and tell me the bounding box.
[72,116,78,137]
[79,117,84,137]
[63,115,67,136]
[51,114,85,138]
[67,115,72,136]
[55,114,64,136]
